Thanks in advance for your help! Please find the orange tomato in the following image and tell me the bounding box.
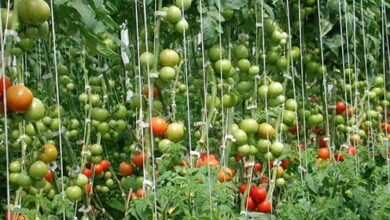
[150,116,168,136]
[118,162,134,176]
[6,85,33,112]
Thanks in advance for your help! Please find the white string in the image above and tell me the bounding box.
[381,0,390,183]
[361,0,374,156]
[199,0,214,216]
[338,0,352,151]
[0,0,12,217]
[134,0,147,194]
[297,0,309,176]
[353,0,361,176]
[49,2,66,218]
[316,0,331,157]
[141,0,158,218]
[260,0,272,193]
[214,0,228,170]
[286,0,305,191]
[360,0,374,160]
[344,0,355,147]
[180,2,193,167]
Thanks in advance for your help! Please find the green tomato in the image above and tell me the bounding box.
[270,142,284,157]
[91,108,109,122]
[159,66,176,81]
[66,185,83,202]
[232,129,248,145]
[29,160,49,180]
[166,6,182,23]
[175,0,192,10]
[239,119,259,134]
[25,98,45,121]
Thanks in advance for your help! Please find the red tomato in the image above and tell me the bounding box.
[334,152,344,161]
[280,159,288,170]
[336,101,346,114]
[245,196,257,211]
[132,152,145,167]
[254,163,262,171]
[260,174,269,184]
[257,200,272,213]
[318,136,327,148]
[239,182,247,194]
[6,85,33,112]
[381,122,390,134]
[100,160,111,171]
[289,124,299,134]
[346,146,357,155]
[250,185,267,203]
[44,170,52,182]
[83,168,92,178]
[0,76,11,99]
[150,117,168,136]
[94,164,104,175]
[312,126,323,134]
[85,162,92,169]
[234,153,244,161]
[318,148,330,159]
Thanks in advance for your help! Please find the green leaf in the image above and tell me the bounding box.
[202,16,218,47]
[222,0,248,10]
[306,174,318,193]
[320,18,334,37]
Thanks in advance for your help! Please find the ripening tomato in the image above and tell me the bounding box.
[143,86,158,98]
[318,148,330,159]
[6,85,33,112]
[258,123,275,139]
[0,76,11,99]
[250,185,267,203]
[166,122,185,141]
[5,212,27,220]
[336,101,346,114]
[196,153,219,168]
[346,146,357,155]
[85,183,92,193]
[119,162,134,176]
[217,167,235,182]
[38,143,58,163]
[132,152,145,167]
[257,200,272,213]
[135,188,146,198]
[150,117,168,136]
